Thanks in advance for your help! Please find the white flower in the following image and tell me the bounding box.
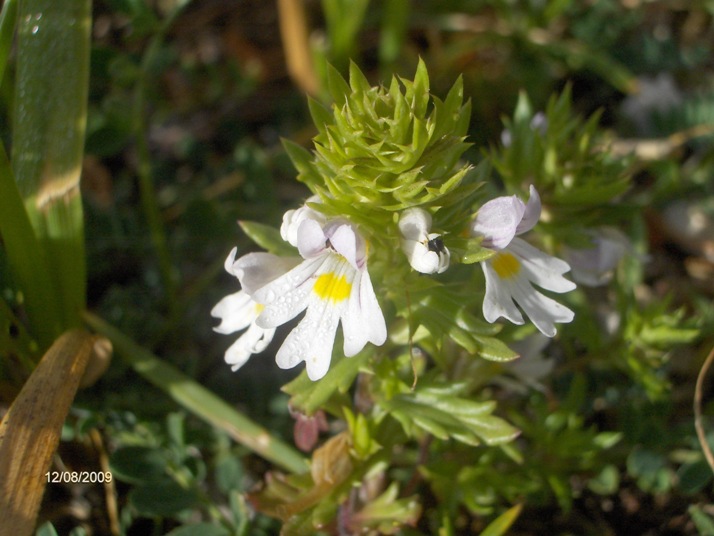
[280,195,326,248]
[398,207,450,274]
[472,186,575,337]
[563,227,629,287]
[211,248,280,371]
[232,217,387,380]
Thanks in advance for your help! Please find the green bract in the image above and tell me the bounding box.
[283,59,473,234]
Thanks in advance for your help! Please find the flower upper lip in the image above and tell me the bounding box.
[472,185,541,250]
[399,207,450,274]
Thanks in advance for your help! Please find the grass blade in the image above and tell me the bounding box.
[11,0,91,333]
[83,311,308,474]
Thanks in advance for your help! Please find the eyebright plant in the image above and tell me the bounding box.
[211,60,582,531]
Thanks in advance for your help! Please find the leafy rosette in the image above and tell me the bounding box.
[283,59,475,235]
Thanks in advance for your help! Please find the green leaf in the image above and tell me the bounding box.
[326,62,351,106]
[282,138,315,175]
[690,504,714,536]
[587,464,620,495]
[479,503,523,536]
[348,59,371,94]
[110,446,169,484]
[215,453,244,495]
[0,0,17,84]
[238,221,296,256]
[0,298,37,370]
[351,483,421,534]
[308,96,334,135]
[0,146,63,349]
[35,522,59,536]
[130,477,199,517]
[474,335,519,362]
[283,350,371,415]
[165,524,230,536]
[411,58,430,118]
[382,384,519,446]
[12,0,91,333]
[677,459,712,494]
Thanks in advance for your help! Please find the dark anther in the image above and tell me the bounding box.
[8,322,19,339]
[427,236,446,255]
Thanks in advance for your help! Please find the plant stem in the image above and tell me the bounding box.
[131,3,193,320]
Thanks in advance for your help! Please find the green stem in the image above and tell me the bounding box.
[0,144,62,350]
[131,2,196,320]
[0,0,17,83]
[83,311,308,474]
[133,40,178,318]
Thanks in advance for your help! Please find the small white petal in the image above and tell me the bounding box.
[254,257,324,327]
[276,295,343,380]
[224,324,276,371]
[280,197,325,247]
[481,261,524,325]
[515,185,541,236]
[233,253,301,295]
[297,218,328,259]
[402,239,442,274]
[509,276,574,337]
[211,291,255,334]
[472,195,525,249]
[359,269,387,346]
[399,208,451,274]
[223,247,239,276]
[509,239,575,292]
[398,207,432,241]
[328,223,360,269]
[342,269,386,356]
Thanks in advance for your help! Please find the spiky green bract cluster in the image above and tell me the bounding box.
[283,59,475,236]
[490,88,633,235]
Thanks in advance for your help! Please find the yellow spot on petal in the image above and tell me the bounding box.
[254,303,265,314]
[491,251,521,279]
[314,272,352,302]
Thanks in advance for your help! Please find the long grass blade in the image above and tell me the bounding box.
[83,311,308,474]
[11,0,91,333]
[0,144,62,349]
[0,0,17,83]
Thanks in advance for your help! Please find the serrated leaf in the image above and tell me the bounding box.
[348,60,371,94]
[382,387,519,447]
[282,138,315,174]
[327,63,351,106]
[411,58,430,118]
[308,96,334,135]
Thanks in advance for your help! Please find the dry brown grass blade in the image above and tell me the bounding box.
[0,329,98,536]
[694,344,714,473]
[277,0,320,96]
